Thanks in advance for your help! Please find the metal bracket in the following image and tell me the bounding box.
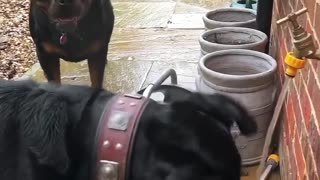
[124,94,143,99]
[142,69,178,98]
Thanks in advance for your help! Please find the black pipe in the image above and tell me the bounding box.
[256,0,274,53]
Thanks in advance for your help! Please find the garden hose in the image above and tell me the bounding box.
[256,52,304,177]
[259,154,280,180]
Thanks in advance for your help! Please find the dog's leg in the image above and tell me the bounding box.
[37,50,61,84]
[88,52,107,89]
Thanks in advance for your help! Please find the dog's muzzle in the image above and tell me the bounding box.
[56,20,78,33]
[94,93,149,180]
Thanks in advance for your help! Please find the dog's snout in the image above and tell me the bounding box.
[55,0,71,6]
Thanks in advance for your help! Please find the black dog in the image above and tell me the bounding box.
[0,79,257,180]
[29,0,114,88]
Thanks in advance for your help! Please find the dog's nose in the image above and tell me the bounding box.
[56,0,71,5]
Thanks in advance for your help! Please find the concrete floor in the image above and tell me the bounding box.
[22,0,280,179]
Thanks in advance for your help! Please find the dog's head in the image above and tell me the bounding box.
[31,0,94,32]
[134,92,257,179]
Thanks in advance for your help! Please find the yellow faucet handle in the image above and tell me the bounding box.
[285,52,306,77]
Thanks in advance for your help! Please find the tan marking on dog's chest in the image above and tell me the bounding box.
[82,40,105,54]
[41,40,105,57]
[42,42,67,56]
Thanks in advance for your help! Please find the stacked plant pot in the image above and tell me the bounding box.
[230,0,258,11]
[196,7,277,166]
[199,27,268,56]
[203,7,257,29]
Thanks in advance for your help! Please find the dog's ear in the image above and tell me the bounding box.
[18,88,70,174]
[171,93,257,135]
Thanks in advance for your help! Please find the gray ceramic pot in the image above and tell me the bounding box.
[230,0,258,10]
[203,7,257,29]
[199,27,268,56]
[195,49,277,165]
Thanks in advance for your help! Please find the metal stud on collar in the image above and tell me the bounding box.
[108,111,131,131]
[103,140,111,148]
[98,160,119,180]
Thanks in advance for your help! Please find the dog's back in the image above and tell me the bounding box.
[0,80,98,180]
[0,80,37,179]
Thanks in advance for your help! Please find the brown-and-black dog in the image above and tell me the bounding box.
[29,0,114,88]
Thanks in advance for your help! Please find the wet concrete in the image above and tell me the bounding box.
[113,2,176,28]
[31,60,153,93]
[177,0,231,9]
[111,0,231,9]
[108,28,203,62]
[168,14,205,29]
[174,2,208,14]
[141,61,198,91]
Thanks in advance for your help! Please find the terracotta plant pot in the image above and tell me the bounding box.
[203,7,257,29]
[199,27,268,56]
[195,49,277,165]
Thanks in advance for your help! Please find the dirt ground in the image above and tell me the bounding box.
[0,0,36,80]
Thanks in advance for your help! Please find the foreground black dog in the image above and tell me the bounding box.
[0,79,257,180]
[29,0,114,88]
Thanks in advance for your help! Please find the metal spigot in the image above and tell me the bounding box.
[277,8,320,60]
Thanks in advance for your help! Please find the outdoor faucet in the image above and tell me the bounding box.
[277,8,320,77]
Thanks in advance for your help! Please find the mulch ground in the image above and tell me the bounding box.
[0,0,36,80]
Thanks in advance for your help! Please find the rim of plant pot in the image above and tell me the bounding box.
[231,0,258,10]
[233,0,257,5]
[198,49,277,88]
[199,27,268,53]
[203,7,257,28]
